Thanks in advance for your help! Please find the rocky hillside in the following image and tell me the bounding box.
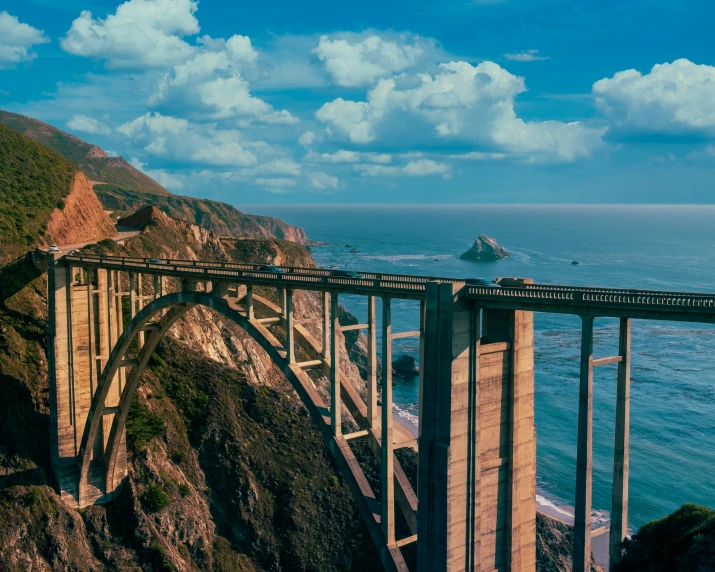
[104,188,309,244]
[0,201,384,570]
[1,110,310,245]
[0,123,610,570]
[0,110,169,196]
[0,123,115,263]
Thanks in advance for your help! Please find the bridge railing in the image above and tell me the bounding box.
[466,285,715,312]
[63,254,434,297]
[63,253,465,286]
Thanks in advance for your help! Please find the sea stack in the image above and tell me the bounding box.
[392,354,418,378]
[459,234,509,262]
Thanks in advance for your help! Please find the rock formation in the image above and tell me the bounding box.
[459,234,510,262]
[393,355,419,378]
[45,172,116,246]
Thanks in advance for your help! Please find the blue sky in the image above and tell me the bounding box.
[1,0,715,205]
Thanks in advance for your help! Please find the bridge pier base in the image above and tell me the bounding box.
[48,256,126,508]
[417,281,536,572]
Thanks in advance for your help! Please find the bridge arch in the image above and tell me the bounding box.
[78,288,340,507]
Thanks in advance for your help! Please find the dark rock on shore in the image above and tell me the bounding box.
[571,260,581,265]
[460,234,509,262]
[393,354,418,378]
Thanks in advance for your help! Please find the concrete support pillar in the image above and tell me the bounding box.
[417,281,474,571]
[322,291,330,358]
[135,273,145,348]
[418,299,426,439]
[381,297,395,545]
[574,315,595,572]
[47,254,77,504]
[87,269,97,397]
[417,281,536,572]
[367,295,378,428]
[48,259,127,507]
[285,289,295,364]
[330,291,341,435]
[246,285,254,320]
[610,318,631,569]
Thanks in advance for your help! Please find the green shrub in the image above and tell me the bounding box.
[125,397,166,452]
[143,484,170,512]
[178,483,191,497]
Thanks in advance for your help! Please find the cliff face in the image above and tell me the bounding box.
[0,200,380,571]
[104,188,311,244]
[44,172,116,247]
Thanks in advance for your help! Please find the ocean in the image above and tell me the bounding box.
[246,204,715,530]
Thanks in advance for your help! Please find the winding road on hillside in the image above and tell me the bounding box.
[39,225,142,254]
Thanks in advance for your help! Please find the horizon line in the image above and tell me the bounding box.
[237,202,715,208]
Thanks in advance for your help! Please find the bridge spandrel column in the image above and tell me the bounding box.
[418,281,536,572]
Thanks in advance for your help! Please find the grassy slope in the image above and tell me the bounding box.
[1,110,309,243]
[0,123,76,262]
[0,110,169,196]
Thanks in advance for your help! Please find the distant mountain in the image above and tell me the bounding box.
[0,110,170,196]
[0,123,114,262]
[0,110,310,244]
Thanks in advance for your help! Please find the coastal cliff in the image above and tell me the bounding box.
[44,172,116,247]
[0,116,651,571]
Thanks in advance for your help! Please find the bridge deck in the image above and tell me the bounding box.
[64,253,715,322]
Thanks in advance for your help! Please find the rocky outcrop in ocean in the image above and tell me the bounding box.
[459,235,510,262]
[393,354,419,378]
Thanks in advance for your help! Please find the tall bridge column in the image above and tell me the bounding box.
[47,256,126,508]
[417,281,536,572]
[609,318,631,569]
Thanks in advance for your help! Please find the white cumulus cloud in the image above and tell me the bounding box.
[314,33,434,87]
[119,112,258,167]
[317,60,606,162]
[503,49,548,62]
[593,59,715,138]
[309,172,340,190]
[150,35,297,123]
[354,158,450,177]
[61,0,199,68]
[0,11,49,68]
[66,114,112,135]
[306,150,392,164]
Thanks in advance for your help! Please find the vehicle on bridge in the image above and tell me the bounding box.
[331,269,363,279]
[258,264,285,274]
[465,277,500,287]
[148,258,167,264]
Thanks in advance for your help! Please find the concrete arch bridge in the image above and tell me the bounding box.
[46,253,715,572]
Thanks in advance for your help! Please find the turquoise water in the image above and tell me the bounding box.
[247,204,715,529]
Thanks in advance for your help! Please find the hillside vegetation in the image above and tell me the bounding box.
[0,110,169,196]
[614,503,715,571]
[0,123,75,261]
[101,186,309,242]
[1,110,310,243]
